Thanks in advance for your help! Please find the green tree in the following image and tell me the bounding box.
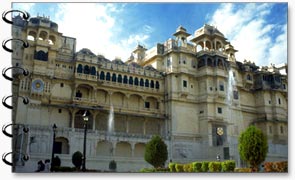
[238,125,268,172]
[144,135,168,168]
[72,151,83,170]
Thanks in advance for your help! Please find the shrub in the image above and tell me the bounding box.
[201,161,209,172]
[221,160,236,172]
[168,163,176,172]
[144,135,168,168]
[140,168,155,173]
[52,156,61,167]
[51,166,76,172]
[238,125,268,172]
[208,162,222,172]
[273,161,288,172]
[109,160,117,171]
[72,151,83,170]
[175,164,184,172]
[192,162,202,172]
[264,161,288,172]
[183,164,188,172]
[155,167,170,172]
[187,163,193,172]
[234,168,252,172]
[263,162,274,172]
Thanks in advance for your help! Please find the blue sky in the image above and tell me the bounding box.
[13,2,287,66]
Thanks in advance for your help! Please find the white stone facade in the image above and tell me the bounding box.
[11,16,287,172]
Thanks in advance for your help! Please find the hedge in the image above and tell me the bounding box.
[208,162,222,172]
[234,168,252,172]
[175,164,184,172]
[201,161,209,172]
[221,160,236,172]
[192,162,202,172]
[168,163,176,172]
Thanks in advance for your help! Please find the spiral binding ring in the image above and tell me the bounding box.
[2,124,29,138]
[2,67,29,81]
[2,38,29,53]
[2,10,30,24]
[2,95,29,109]
[2,152,29,166]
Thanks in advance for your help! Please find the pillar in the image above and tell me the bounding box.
[131,142,135,157]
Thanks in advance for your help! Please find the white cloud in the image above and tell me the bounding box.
[209,3,287,66]
[53,3,151,61]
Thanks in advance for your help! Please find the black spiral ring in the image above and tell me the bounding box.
[2,38,29,53]
[2,124,29,138]
[2,152,29,166]
[2,95,29,109]
[2,10,30,24]
[2,67,29,81]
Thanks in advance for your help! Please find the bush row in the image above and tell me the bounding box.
[264,161,288,172]
[140,167,170,173]
[168,160,235,172]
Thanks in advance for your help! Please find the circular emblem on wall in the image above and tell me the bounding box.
[217,127,224,136]
[32,79,44,92]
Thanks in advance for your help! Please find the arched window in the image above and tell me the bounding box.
[150,80,155,88]
[84,65,90,74]
[118,74,122,83]
[247,74,252,81]
[129,76,133,85]
[77,64,83,73]
[90,66,96,75]
[34,50,48,61]
[49,35,56,45]
[134,77,139,86]
[100,71,105,80]
[106,72,111,81]
[112,73,117,82]
[140,78,144,87]
[123,75,128,84]
[145,79,149,87]
[27,31,37,41]
[155,81,160,89]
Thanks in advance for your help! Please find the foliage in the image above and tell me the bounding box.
[208,162,222,172]
[182,164,193,172]
[72,151,83,169]
[263,162,273,172]
[221,160,236,172]
[109,160,117,171]
[140,168,156,173]
[144,135,168,168]
[234,168,252,172]
[168,163,176,172]
[238,125,268,171]
[140,167,169,173]
[52,156,61,168]
[192,162,202,172]
[201,161,209,172]
[264,161,288,172]
[51,166,76,172]
[175,164,184,172]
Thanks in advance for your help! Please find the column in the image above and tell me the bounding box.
[126,116,129,133]
[112,142,116,156]
[131,142,135,157]
[92,111,98,131]
[203,40,206,51]
[143,118,146,135]
[93,87,97,101]
[70,109,78,130]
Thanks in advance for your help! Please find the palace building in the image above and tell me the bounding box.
[11,15,287,172]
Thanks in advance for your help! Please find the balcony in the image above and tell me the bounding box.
[72,97,165,116]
